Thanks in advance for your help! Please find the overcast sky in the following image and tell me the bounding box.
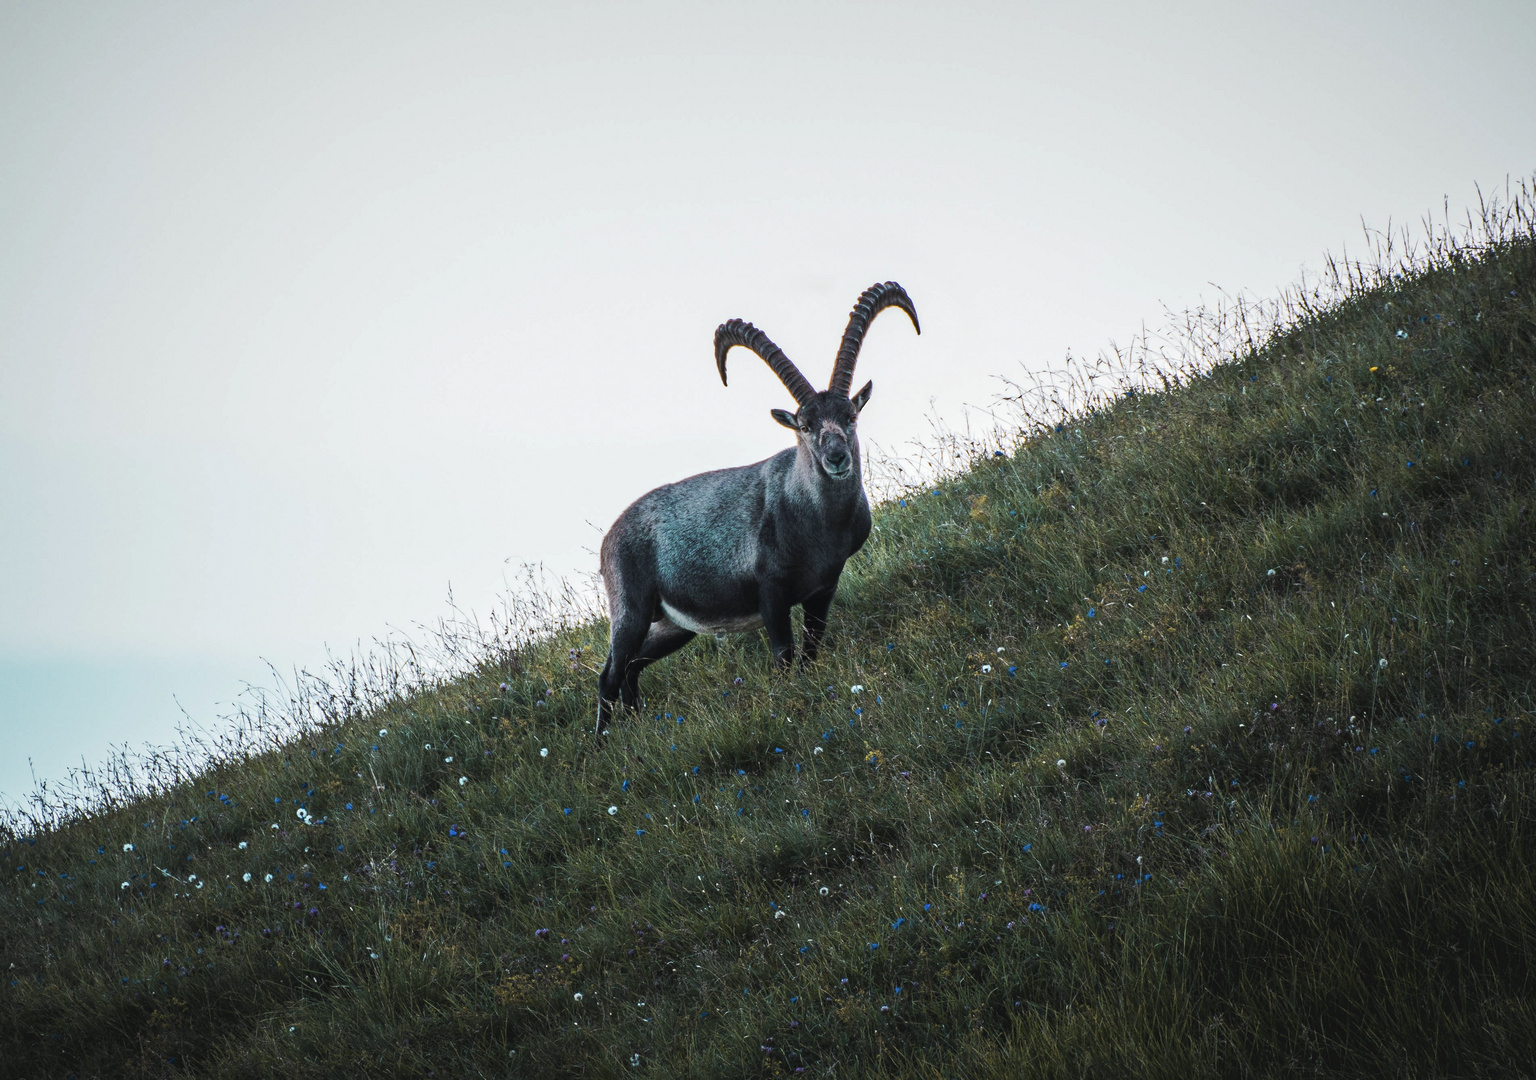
[2,0,1532,805]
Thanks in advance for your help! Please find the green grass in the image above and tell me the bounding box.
[5,193,1536,1078]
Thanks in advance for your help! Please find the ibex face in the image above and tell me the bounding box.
[771,383,872,483]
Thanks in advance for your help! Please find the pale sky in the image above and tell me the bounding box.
[2,0,1532,804]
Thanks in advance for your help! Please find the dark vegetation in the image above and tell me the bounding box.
[4,189,1535,1078]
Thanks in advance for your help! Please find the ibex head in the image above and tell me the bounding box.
[714,282,920,482]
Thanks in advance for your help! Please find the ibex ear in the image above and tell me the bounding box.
[770,408,800,430]
[851,380,873,413]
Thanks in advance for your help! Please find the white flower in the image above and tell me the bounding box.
[120,881,129,890]
[270,823,279,830]
[1161,556,1169,564]
[243,872,252,882]
[819,886,829,896]
[424,743,432,749]
[774,910,787,919]
[573,991,584,1002]
[238,841,247,850]
[123,843,134,852]
[379,729,388,736]
[1267,569,1276,577]
[265,873,274,883]
[459,776,468,786]
[813,747,823,755]
[1056,759,1066,768]
[850,684,864,694]
[444,756,453,763]
[540,748,549,758]
[370,951,380,959]
[608,806,618,815]
[296,808,308,821]
[996,646,1005,654]
[1378,657,1389,669]
[188,874,197,881]
[1396,329,1408,339]
[195,880,204,889]
[981,664,992,674]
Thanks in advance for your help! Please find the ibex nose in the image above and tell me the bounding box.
[825,448,851,472]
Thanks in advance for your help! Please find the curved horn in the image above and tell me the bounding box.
[828,281,920,396]
[714,319,816,407]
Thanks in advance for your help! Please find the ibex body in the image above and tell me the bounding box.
[597,282,919,728]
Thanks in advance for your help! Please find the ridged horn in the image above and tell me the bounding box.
[827,281,920,396]
[714,319,816,407]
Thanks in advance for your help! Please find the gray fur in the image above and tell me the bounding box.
[597,283,918,729]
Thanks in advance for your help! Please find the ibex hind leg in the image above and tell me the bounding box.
[623,621,697,704]
[598,612,649,732]
[597,616,696,732]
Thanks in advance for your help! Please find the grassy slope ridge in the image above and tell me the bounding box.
[4,223,1535,1079]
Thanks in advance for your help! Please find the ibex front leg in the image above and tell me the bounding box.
[759,587,797,670]
[799,585,837,666]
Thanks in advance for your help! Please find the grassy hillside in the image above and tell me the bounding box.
[5,203,1536,1078]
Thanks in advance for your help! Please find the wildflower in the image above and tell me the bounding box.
[1056,759,1066,768]
[814,747,823,755]
[120,881,129,889]
[819,887,830,896]
[892,918,905,929]
[981,664,992,674]
[1396,329,1408,338]
[379,728,388,736]
[868,942,879,950]
[851,684,864,694]
[1378,658,1388,669]
[573,992,583,1002]
[538,747,549,758]
[459,776,468,786]
[444,755,453,763]
[1267,569,1276,577]
[636,829,646,837]
[238,841,248,850]
[608,806,618,815]
[1060,661,1068,668]
[243,873,252,882]
[264,874,273,883]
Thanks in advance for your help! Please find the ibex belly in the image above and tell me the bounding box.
[658,601,765,635]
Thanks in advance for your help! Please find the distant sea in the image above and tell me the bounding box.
[0,654,275,808]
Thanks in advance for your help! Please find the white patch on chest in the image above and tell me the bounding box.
[660,600,764,635]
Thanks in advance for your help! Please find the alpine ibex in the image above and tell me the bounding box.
[597,282,919,728]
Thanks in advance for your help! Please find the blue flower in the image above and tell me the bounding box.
[636,829,645,837]
[1060,661,1068,668]
[892,918,905,929]
[1138,584,1147,592]
[801,808,809,817]
[868,942,879,950]
[1088,608,1096,618]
